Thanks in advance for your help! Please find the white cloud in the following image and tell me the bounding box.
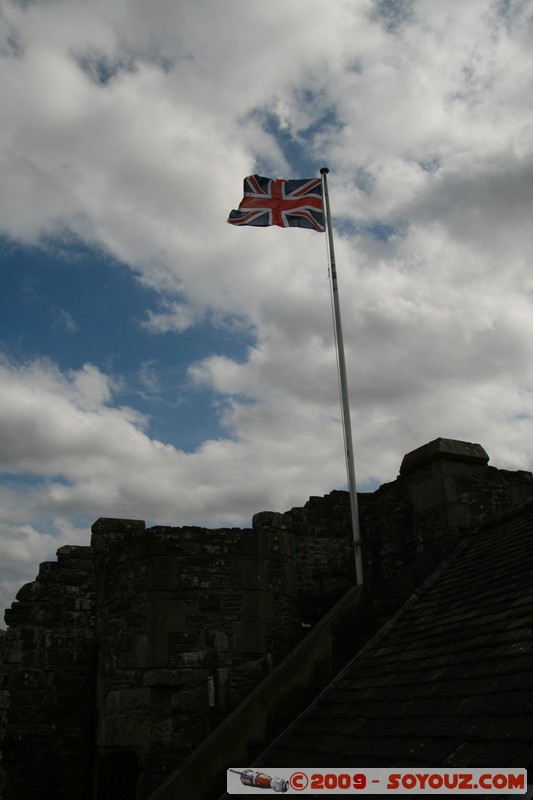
[0,515,92,619]
[2,0,533,616]
[0,348,352,619]
[141,302,198,334]
[53,307,79,333]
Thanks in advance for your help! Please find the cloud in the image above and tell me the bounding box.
[2,0,533,616]
[0,514,92,621]
[0,349,353,617]
[401,153,533,265]
[53,307,79,333]
[141,302,198,334]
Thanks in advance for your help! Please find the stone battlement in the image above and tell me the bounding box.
[1,439,532,799]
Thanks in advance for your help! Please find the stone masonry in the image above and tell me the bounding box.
[91,517,300,799]
[1,438,532,799]
[1,545,95,800]
[0,631,7,800]
[360,438,533,618]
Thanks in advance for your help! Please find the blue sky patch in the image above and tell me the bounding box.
[0,237,255,453]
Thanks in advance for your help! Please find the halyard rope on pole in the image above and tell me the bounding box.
[320,167,364,585]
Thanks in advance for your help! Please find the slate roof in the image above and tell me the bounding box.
[255,498,533,794]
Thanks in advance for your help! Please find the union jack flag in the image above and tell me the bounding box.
[227,175,325,232]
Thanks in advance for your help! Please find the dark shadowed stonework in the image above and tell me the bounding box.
[91,518,301,798]
[1,439,532,799]
[361,438,533,620]
[253,497,533,800]
[1,545,95,800]
[0,631,7,800]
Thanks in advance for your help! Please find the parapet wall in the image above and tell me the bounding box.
[1,545,95,800]
[0,631,7,800]
[254,490,355,624]
[1,438,533,800]
[91,516,300,798]
[360,439,533,617]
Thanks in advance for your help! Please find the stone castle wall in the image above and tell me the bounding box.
[360,441,533,618]
[91,516,300,798]
[1,439,533,799]
[0,631,7,800]
[1,545,94,800]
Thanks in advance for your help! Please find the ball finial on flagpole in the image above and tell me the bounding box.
[320,166,329,175]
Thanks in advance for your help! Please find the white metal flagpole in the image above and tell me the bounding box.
[320,167,364,585]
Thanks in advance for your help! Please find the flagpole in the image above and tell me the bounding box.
[320,167,364,586]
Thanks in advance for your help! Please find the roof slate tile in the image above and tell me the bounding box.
[259,502,533,771]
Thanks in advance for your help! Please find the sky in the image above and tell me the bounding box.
[1,0,533,618]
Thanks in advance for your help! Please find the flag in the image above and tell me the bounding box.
[228,175,325,232]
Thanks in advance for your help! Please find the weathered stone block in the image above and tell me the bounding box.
[272,530,295,556]
[204,628,230,651]
[7,642,23,663]
[150,714,208,752]
[447,503,473,530]
[510,483,533,506]
[170,650,213,668]
[102,714,151,748]
[147,557,185,591]
[91,518,146,553]
[232,557,269,590]
[135,633,168,668]
[400,438,489,475]
[198,592,221,614]
[239,529,271,558]
[252,511,292,535]
[106,688,152,713]
[146,592,186,634]
[14,582,42,602]
[170,686,207,712]
[411,476,458,512]
[282,562,298,599]
[56,545,92,558]
[243,591,274,623]
[11,669,44,690]
[233,621,267,654]
[431,458,487,476]
[143,668,207,688]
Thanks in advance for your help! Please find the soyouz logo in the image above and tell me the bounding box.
[226,767,528,794]
[228,769,289,793]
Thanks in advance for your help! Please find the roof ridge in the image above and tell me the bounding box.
[232,498,533,784]
[252,533,475,771]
